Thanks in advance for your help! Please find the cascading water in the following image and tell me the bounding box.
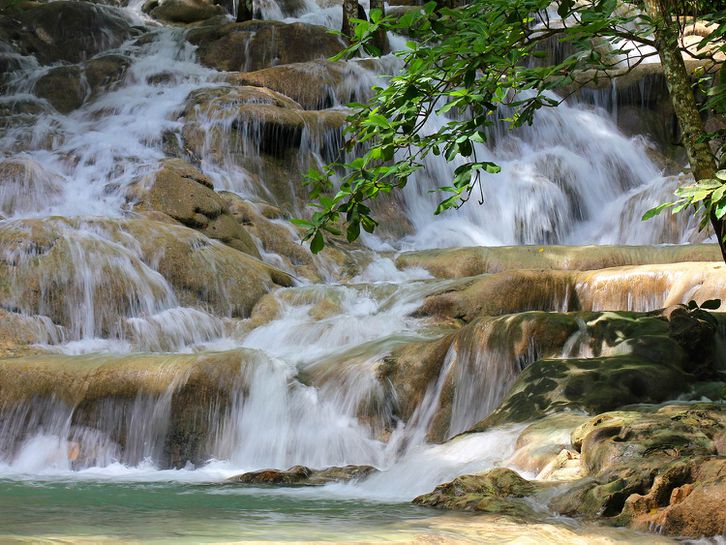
[0,0,721,542]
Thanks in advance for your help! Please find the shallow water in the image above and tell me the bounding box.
[0,479,680,544]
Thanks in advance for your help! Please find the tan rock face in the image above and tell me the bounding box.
[0,349,257,467]
[181,85,345,209]
[227,61,365,110]
[395,245,723,279]
[129,159,260,257]
[414,262,726,323]
[188,20,346,72]
[0,217,291,343]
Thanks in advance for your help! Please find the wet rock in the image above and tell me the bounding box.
[143,0,225,24]
[628,458,726,537]
[413,468,539,517]
[227,60,368,110]
[381,311,582,442]
[0,156,63,217]
[228,464,378,486]
[34,65,86,114]
[547,404,726,537]
[0,349,260,467]
[414,262,726,323]
[129,159,260,258]
[84,54,131,95]
[509,413,588,478]
[395,245,722,280]
[0,217,291,339]
[6,2,140,65]
[219,192,324,281]
[182,85,345,209]
[187,20,346,72]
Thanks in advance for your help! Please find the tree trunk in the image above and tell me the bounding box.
[643,0,726,261]
[369,0,389,55]
[341,0,359,40]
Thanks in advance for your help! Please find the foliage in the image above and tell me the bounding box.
[297,0,726,252]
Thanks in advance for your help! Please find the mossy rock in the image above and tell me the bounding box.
[413,468,539,518]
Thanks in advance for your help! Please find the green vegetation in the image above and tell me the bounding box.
[298,0,726,259]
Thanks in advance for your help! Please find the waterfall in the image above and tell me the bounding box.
[0,0,719,509]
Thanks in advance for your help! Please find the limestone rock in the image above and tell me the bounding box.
[7,2,140,65]
[129,159,260,257]
[0,217,291,341]
[187,20,346,72]
[548,404,725,537]
[227,60,366,110]
[182,85,345,209]
[34,65,86,114]
[0,349,260,467]
[228,464,378,486]
[413,468,539,517]
[83,54,132,95]
[143,0,225,24]
[0,156,63,217]
[395,245,722,280]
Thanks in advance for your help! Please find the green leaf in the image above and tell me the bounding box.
[310,230,325,254]
[642,202,673,221]
[700,299,722,310]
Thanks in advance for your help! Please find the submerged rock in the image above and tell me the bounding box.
[0,349,259,467]
[228,464,378,486]
[33,65,86,114]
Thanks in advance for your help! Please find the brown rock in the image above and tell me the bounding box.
[188,20,346,72]
[129,159,260,258]
[34,65,86,113]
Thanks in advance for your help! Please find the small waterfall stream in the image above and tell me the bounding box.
[0,1,721,542]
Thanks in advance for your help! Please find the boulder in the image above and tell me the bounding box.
[6,2,140,65]
[143,0,225,24]
[228,464,378,486]
[83,54,132,95]
[226,60,370,110]
[129,159,260,257]
[414,262,726,322]
[380,311,582,442]
[187,20,346,72]
[33,65,86,114]
[413,468,540,517]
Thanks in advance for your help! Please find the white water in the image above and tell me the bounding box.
[0,0,708,507]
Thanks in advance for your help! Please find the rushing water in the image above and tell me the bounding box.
[0,0,719,542]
